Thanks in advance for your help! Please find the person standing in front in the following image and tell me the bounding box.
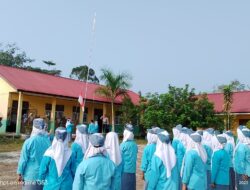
[17,118,51,190]
[101,114,109,133]
[120,124,138,190]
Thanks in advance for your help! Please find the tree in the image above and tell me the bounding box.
[43,60,56,68]
[213,80,248,92]
[141,85,224,132]
[95,68,132,131]
[120,97,139,125]
[223,85,233,130]
[0,43,34,67]
[70,65,99,83]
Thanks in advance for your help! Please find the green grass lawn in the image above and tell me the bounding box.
[0,136,24,152]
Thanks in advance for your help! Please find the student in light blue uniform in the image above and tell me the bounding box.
[17,118,51,190]
[39,127,75,190]
[120,124,138,190]
[73,133,116,190]
[148,130,179,190]
[71,124,89,169]
[202,128,214,190]
[176,127,189,189]
[224,130,236,190]
[141,127,160,189]
[234,128,250,190]
[172,124,182,154]
[182,132,207,190]
[105,132,123,190]
[211,134,230,190]
[66,119,74,142]
[88,120,99,134]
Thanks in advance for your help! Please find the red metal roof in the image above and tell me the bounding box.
[206,91,250,113]
[0,65,140,105]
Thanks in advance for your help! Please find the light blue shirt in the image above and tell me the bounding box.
[140,143,156,181]
[211,149,230,185]
[176,141,186,172]
[120,140,138,173]
[17,134,51,181]
[88,123,99,134]
[224,143,234,168]
[39,155,75,190]
[66,123,74,133]
[203,144,212,171]
[172,138,180,154]
[73,154,116,190]
[71,142,84,170]
[182,150,207,190]
[234,143,250,176]
[148,156,179,190]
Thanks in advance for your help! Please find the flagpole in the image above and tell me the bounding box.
[80,12,97,116]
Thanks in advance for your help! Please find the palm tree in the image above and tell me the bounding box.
[95,68,132,131]
[223,85,233,130]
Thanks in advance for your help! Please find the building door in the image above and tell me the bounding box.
[94,109,103,133]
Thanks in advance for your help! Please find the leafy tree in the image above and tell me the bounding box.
[141,85,223,132]
[0,43,34,67]
[213,80,248,92]
[223,85,234,130]
[24,66,61,76]
[70,65,99,83]
[120,97,139,125]
[95,68,132,131]
[43,60,56,67]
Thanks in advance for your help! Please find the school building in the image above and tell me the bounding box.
[207,91,250,132]
[0,65,140,135]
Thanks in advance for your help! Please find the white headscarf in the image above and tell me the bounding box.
[155,131,176,178]
[123,129,134,142]
[172,128,181,140]
[186,133,207,164]
[105,132,122,166]
[84,133,107,159]
[74,128,89,154]
[147,132,158,144]
[44,130,72,177]
[66,119,71,128]
[224,132,235,149]
[202,130,213,148]
[211,135,225,153]
[179,132,190,148]
[30,126,45,137]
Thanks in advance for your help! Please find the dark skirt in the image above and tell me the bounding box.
[22,181,43,190]
[236,173,250,190]
[121,173,136,190]
[207,170,212,190]
[214,184,229,190]
[229,167,235,190]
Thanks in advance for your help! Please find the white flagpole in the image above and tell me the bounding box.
[82,12,97,114]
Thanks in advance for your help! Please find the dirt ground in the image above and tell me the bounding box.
[0,145,145,190]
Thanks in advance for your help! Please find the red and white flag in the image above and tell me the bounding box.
[78,93,85,112]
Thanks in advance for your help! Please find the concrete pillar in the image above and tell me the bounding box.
[16,92,23,135]
[50,98,56,134]
[103,103,107,115]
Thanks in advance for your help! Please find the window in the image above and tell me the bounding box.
[72,106,80,123]
[55,105,64,127]
[115,111,122,125]
[45,103,52,120]
[83,108,88,123]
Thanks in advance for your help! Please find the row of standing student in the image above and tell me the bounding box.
[17,118,138,190]
[140,125,250,190]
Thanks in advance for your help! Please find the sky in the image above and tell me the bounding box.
[1,0,250,94]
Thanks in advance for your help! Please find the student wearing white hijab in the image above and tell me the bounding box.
[202,128,214,190]
[182,132,207,190]
[141,127,160,189]
[234,127,250,190]
[105,132,122,190]
[73,133,116,190]
[120,124,138,190]
[211,134,230,190]
[172,124,182,154]
[223,130,236,190]
[71,124,89,169]
[39,127,75,190]
[17,118,51,190]
[148,130,179,190]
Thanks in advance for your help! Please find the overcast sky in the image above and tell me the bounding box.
[1,0,250,94]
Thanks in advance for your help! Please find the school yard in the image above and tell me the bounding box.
[0,139,145,190]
